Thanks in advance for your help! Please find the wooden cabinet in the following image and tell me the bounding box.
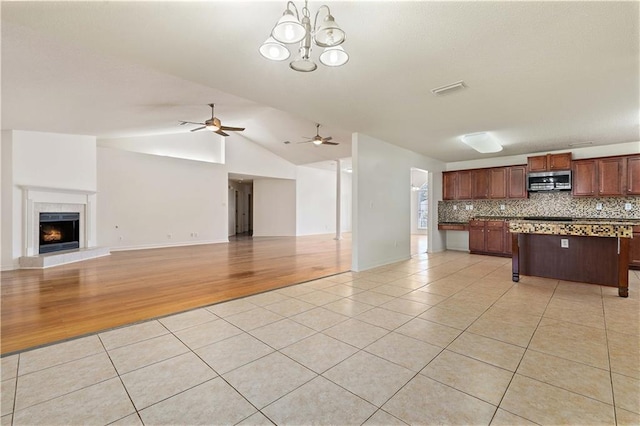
[444,166,526,200]
[469,220,486,253]
[489,168,507,199]
[457,170,472,199]
[443,170,472,200]
[573,155,635,197]
[598,157,625,196]
[507,166,527,198]
[443,172,456,200]
[630,226,640,270]
[469,219,510,256]
[572,159,598,196]
[528,153,572,172]
[472,169,490,199]
[627,155,640,195]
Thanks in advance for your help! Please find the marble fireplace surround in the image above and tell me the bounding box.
[19,186,109,268]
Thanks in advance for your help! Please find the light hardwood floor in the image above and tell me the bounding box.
[1,234,352,354]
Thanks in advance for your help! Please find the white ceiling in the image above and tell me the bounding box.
[2,1,638,165]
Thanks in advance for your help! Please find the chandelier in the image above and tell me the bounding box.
[259,0,349,72]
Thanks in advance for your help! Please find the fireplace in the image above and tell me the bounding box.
[39,212,80,254]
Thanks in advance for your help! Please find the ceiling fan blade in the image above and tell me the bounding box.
[180,121,205,126]
[296,140,312,144]
[323,136,333,142]
[322,141,339,145]
[220,126,245,132]
[190,126,207,132]
[215,130,230,137]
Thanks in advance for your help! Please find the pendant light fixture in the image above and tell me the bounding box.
[260,0,349,72]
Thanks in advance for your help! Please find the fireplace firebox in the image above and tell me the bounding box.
[39,212,80,254]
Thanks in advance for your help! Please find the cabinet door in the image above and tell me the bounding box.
[504,225,512,255]
[527,155,547,172]
[630,229,640,268]
[472,169,489,199]
[572,159,597,196]
[486,221,505,253]
[457,170,473,200]
[627,155,640,195]
[507,166,527,198]
[469,221,486,253]
[598,158,624,196]
[443,172,456,200]
[549,153,572,170]
[489,168,507,199]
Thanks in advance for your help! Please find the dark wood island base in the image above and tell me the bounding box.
[510,221,633,298]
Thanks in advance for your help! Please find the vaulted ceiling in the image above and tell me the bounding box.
[2,1,638,165]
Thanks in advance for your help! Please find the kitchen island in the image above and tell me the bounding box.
[509,218,634,297]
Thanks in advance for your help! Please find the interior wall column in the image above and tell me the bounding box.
[335,159,342,240]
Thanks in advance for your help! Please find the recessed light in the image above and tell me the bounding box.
[283,141,291,144]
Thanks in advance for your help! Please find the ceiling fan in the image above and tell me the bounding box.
[297,124,339,146]
[179,104,245,137]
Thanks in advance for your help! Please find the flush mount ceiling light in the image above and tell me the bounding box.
[260,0,349,72]
[460,132,503,153]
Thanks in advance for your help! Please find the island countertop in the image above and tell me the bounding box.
[508,219,635,238]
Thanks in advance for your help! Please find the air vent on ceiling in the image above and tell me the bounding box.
[431,80,466,96]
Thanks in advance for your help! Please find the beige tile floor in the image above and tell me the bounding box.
[2,251,639,425]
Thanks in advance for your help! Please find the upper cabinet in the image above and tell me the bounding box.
[443,166,526,200]
[572,154,639,197]
[627,155,640,195]
[527,153,572,172]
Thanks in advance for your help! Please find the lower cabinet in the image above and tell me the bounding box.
[469,219,511,257]
[631,226,640,270]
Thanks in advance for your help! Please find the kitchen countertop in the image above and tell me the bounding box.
[509,219,635,238]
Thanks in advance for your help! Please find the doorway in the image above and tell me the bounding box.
[228,178,253,238]
[411,168,429,255]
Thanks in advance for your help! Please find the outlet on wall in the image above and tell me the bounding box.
[453,205,457,210]
[500,204,506,211]
[561,238,569,248]
[625,203,633,211]
[596,203,603,210]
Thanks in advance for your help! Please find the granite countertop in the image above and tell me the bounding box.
[509,220,635,238]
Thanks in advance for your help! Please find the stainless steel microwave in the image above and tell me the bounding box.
[527,170,572,192]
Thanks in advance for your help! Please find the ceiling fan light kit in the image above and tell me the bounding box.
[179,104,246,137]
[260,0,349,72]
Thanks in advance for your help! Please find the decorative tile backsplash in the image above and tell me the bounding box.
[438,192,640,222]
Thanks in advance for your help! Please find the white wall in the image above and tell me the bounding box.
[296,166,335,235]
[253,178,296,237]
[99,132,224,164]
[352,133,445,271]
[1,130,97,269]
[97,147,228,250]
[226,136,297,179]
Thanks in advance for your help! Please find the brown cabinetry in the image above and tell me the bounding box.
[528,153,572,172]
[630,226,640,270]
[469,219,511,257]
[573,155,636,197]
[472,169,490,199]
[627,155,640,195]
[507,166,527,198]
[572,159,598,196]
[443,166,526,200]
[443,170,472,200]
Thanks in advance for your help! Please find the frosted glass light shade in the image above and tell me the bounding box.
[272,11,306,44]
[259,37,291,61]
[290,57,318,72]
[314,15,345,47]
[460,132,503,153]
[319,46,349,67]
